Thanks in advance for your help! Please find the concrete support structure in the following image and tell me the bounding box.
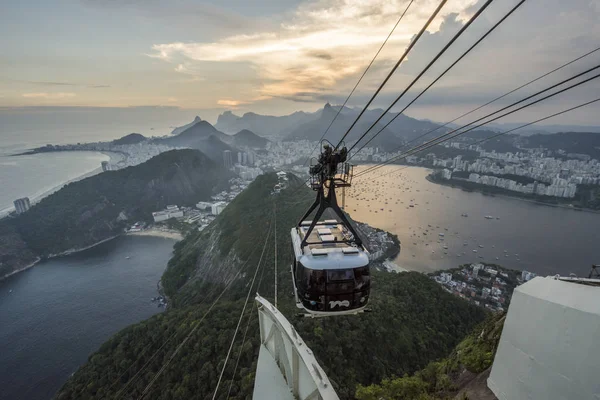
[488,276,600,400]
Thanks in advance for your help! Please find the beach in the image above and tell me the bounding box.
[127,229,183,241]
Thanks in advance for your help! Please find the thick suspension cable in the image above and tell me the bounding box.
[356,66,600,177]
[348,0,527,157]
[367,97,600,180]
[211,220,274,400]
[354,45,600,172]
[334,0,449,150]
[303,0,414,166]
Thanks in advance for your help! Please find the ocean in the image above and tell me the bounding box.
[0,106,201,214]
[0,236,176,400]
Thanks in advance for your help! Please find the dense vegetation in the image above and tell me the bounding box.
[0,149,232,278]
[356,312,506,400]
[56,173,487,400]
[521,131,600,160]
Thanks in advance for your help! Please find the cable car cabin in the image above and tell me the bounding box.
[290,219,370,316]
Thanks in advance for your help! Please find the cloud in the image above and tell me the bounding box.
[15,80,111,88]
[142,0,600,125]
[149,0,479,103]
[217,99,250,107]
[22,92,76,99]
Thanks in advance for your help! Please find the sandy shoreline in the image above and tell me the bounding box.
[127,229,183,241]
[0,258,42,281]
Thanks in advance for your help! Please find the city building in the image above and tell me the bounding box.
[152,205,184,222]
[223,150,233,170]
[13,197,31,214]
[211,201,227,216]
[196,201,212,210]
[521,270,536,282]
[472,263,484,277]
[440,272,452,283]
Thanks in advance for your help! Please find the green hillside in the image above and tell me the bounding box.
[356,312,506,400]
[56,173,487,400]
[0,149,232,278]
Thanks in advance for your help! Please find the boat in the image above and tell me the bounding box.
[473,250,478,253]
[461,213,468,217]
[478,245,484,248]
[485,215,493,219]
[125,256,131,260]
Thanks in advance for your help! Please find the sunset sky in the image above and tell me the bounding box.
[1,0,599,124]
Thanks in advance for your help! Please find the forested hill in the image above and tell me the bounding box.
[0,149,232,278]
[56,172,487,400]
[356,311,506,400]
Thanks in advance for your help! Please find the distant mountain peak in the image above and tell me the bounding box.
[171,116,203,135]
[112,133,146,145]
[233,129,269,148]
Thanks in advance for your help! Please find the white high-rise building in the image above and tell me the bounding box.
[13,197,31,214]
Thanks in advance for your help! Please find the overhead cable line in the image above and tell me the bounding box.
[274,201,278,308]
[138,268,245,399]
[303,0,415,166]
[112,279,227,400]
[348,0,527,157]
[225,301,258,400]
[226,200,279,399]
[138,223,273,399]
[334,0,449,150]
[354,45,600,175]
[366,97,600,181]
[355,66,600,177]
[211,220,274,400]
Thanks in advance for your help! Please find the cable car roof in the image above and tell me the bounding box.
[291,225,369,270]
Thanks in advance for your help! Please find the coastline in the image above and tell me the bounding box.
[1,235,120,281]
[127,229,183,241]
[1,151,122,218]
[0,257,41,281]
[0,230,181,281]
[426,174,600,214]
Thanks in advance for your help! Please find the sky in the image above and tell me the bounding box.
[1,0,599,125]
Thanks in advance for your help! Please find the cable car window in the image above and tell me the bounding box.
[304,268,325,292]
[327,269,354,281]
[327,281,353,294]
[354,267,370,290]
